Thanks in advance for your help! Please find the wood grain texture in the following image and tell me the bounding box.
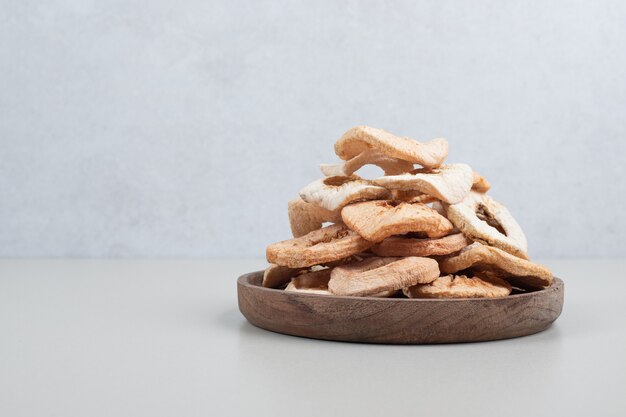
[237,271,564,344]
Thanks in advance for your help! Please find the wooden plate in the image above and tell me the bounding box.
[237,271,564,344]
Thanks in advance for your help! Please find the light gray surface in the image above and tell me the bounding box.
[0,259,624,417]
[1,1,626,258]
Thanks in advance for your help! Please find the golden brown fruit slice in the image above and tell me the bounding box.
[299,175,390,212]
[446,191,528,259]
[341,200,454,242]
[371,233,471,257]
[403,274,512,298]
[266,224,374,268]
[287,198,342,238]
[373,164,473,204]
[438,244,553,288]
[334,126,448,169]
[328,256,439,297]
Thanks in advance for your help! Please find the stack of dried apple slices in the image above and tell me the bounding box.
[264,126,552,299]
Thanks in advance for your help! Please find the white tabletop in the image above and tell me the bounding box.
[0,259,624,417]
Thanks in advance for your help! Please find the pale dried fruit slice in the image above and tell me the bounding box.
[334,126,448,169]
[371,233,471,257]
[472,172,491,193]
[403,274,512,298]
[446,191,528,259]
[288,198,342,238]
[285,268,333,295]
[329,256,439,297]
[438,244,553,288]
[284,268,395,297]
[320,149,414,177]
[266,223,374,268]
[299,175,390,212]
[372,164,473,204]
[262,264,305,288]
[341,200,454,242]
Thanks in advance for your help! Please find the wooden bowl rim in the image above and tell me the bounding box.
[238,271,564,303]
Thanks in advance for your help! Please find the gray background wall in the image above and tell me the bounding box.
[1,0,624,258]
